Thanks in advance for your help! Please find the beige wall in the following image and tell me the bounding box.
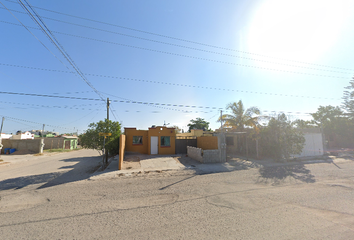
[2,139,42,154]
[43,137,65,150]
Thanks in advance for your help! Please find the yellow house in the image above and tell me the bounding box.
[125,126,176,155]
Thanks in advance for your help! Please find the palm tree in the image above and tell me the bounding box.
[218,100,260,131]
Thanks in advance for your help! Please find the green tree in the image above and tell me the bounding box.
[260,113,305,160]
[311,105,343,125]
[293,119,315,129]
[342,77,354,118]
[171,125,182,134]
[79,120,121,156]
[311,105,354,146]
[218,100,260,131]
[187,118,210,132]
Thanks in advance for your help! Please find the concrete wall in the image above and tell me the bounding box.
[187,146,224,163]
[187,146,203,162]
[197,136,218,150]
[1,139,43,154]
[43,137,65,150]
[203,150,223,163]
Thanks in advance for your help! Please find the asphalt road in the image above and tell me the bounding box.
[0,149,102,190]
[1,153,354,239]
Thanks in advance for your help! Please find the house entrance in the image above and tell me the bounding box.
[151,136,158,154]
[65,141,70,149]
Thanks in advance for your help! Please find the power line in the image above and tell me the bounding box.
[0,91,314,115]
[12,1,106,102]
[0,6,351,74]
[0,62,344,100]
[2,0,352,72]
[0,91,101,101]
[1,20,351,79]
[0,2,68,67]
[0,100,104,110]
[0,115,78,131]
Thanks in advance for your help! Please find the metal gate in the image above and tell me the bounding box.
[175,137,197,154]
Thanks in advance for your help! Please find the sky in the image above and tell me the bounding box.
[1,0,354,134]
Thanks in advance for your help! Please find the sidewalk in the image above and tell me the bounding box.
[89,152,354,180]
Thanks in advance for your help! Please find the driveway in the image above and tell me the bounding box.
[0,149,102,191]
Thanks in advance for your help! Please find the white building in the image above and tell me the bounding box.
[0,133,12,139]
[293,128,324,158]
[11,131,34,140]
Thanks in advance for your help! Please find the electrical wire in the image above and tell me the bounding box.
[0,115,78,131]
[2,0,352,72]
[0,91,331,115]
[0,62,344,100]
[1,20,351,79]
[13,1,106,102]
[0,6,351,74]
[0,100,104,110]
[0,2,69,68]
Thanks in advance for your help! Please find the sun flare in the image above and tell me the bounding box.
[247,0,351,62]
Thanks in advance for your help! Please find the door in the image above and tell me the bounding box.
[65,140,71,149]
[151,136,158,154]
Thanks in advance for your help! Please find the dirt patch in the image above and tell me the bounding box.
[122,155,141,170]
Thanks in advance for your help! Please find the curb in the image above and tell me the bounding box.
[89,166,195,180]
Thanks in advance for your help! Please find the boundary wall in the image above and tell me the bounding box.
[187,146,224,163]
[1,139,44,154]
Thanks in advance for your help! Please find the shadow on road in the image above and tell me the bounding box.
[257,164,316,185]
[0,155,102,191]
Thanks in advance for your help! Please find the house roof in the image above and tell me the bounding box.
[63,136,78,139]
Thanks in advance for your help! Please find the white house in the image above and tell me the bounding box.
[0,133,12,139]
[12,131,34,140]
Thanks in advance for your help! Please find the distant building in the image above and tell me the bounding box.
[0,133,12,139]
[12,131,34,140]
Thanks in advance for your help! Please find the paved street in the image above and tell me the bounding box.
[0,149,102,190]
[1,153,354,239]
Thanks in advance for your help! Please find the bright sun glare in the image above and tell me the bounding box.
[247,0,351,62]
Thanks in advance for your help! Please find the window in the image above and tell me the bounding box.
[160,136,170,147]
[133,136,143,144]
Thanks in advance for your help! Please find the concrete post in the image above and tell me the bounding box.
[39,138,44,154]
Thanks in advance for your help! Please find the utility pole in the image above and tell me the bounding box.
[0,117,4,158]
[105,98,110,165]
